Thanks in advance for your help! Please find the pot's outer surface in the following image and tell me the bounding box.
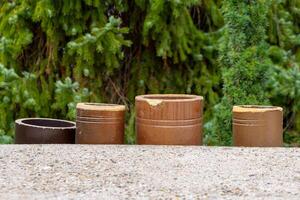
[136,94,203,145]
[76,103,125,144]
[15,118,76,144]
[233,106,283,147]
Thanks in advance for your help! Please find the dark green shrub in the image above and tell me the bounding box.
[0,0,223,143]
[206,0,271,145]
[266,0,300,146]
[0,0,299,145]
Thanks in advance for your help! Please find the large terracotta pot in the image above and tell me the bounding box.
[233,105,283,147]
[136,94,203,145]
[15,118,76,144]
[76,103,125,144]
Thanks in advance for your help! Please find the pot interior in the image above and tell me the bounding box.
[21,119,75,128]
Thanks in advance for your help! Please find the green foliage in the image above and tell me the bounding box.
[53,77,90,120]
[267,63,300,146]
[0,0,223,143]
[0,0,299,145]
[125,108,136,144]
[266,0,300,146]
[206,0,271,145]
[66,16,132,79]
[141,0,204,62]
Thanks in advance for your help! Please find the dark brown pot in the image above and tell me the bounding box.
[136,94,203,145]
[233,105,283,147]
[15,118,76,144]
[76,103,125,144]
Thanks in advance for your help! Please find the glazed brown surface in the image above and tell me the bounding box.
[15,118,76,144]
[233,105,283,147]
[76,103,125,144]
[136,94,203,145]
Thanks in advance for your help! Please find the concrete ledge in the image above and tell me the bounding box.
[0,145,299,199]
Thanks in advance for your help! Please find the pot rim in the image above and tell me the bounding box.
[15,118,76,130]
[136,94,203,102]
[76,103,126,111]
[233,105,283,112]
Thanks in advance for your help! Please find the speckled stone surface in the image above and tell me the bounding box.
[0,145,299,199]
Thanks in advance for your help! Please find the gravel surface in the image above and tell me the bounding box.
[0,145,299,199]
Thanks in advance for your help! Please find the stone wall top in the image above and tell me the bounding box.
[0,145,299,199]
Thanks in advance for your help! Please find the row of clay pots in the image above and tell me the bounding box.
[15,94,283,147]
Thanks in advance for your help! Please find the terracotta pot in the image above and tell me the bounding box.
[15,118,76,144]
[136,94,203,145]
[76,103,125,144]
[233,105,283,147]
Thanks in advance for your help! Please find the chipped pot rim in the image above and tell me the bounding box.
[15,118,76,130]
[233,105,283,113]
[77,102,126,111]
[135,94,203,103]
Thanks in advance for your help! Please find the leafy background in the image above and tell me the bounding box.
[0,0,299,145]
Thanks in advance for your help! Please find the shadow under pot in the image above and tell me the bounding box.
[232,105,283,147]
[76,103,125,144]
[136,94,203,145]
[15,118,76,144]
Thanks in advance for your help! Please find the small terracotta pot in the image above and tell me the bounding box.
[15,118,76,144]
[76,103,125,144]
[136,94,203,145]
[232,105,283,147]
